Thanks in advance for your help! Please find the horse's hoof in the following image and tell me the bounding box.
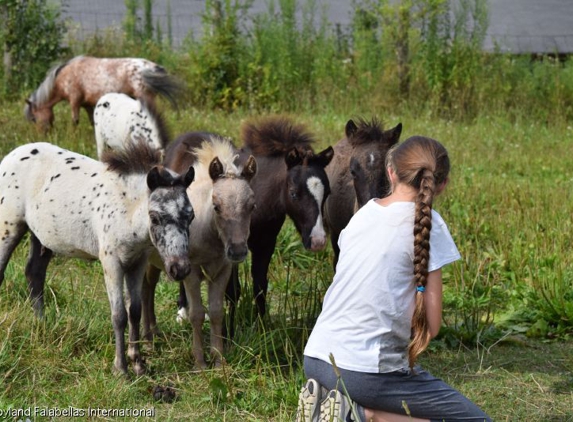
[112,365,129,379]
[213,358,227,369]
[176,307,188,324]
[192,361,208,372]
[133,360,146,376]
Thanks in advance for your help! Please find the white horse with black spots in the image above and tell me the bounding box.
[93,92,170,159]
[0,141,195,376]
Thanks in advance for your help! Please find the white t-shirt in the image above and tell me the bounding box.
[304,199,461,373]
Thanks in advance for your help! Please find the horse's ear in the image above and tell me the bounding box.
[285,147,302,169]
[183,165,195,188]
[147,166,163,191]
[209,157,225,181]
[387,122,403,145]
[242,155,257,182]
[345,119,358,138]
[316,146,334,168]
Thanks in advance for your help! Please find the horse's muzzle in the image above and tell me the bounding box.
[226,243,249,263]
[308,235,327,252]
[166,257,191,281]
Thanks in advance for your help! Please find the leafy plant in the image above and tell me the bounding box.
[0,0,68,95]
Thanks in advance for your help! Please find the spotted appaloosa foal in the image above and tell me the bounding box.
[24,55,183,133]
[0,141,194,375]
[94,92,170,159]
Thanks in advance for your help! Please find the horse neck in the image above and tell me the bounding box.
[331,138,352,167]
[253,156,288,215]
[36,83,64,109]
[120,174,153,243]
[189,179,217,236]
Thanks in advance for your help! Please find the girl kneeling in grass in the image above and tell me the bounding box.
[297,136,492,422]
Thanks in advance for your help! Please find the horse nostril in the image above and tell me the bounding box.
[227,244,248,263]
[167,259,191,281]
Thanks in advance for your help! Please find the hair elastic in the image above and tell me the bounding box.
[416,285,425,293]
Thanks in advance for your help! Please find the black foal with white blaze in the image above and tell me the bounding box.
[0,141,194,375]
[228,115,333,321]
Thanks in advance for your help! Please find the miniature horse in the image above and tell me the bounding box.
[142,134,257,368]
[93,92,170,159]
[0,141,195,375]
[24,55,183,132]
[227,115,333,321]
[324,117,402,267]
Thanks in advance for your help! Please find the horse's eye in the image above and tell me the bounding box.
[289,189,297,200]
[149,212,161,225]
[213,204,221,213]
[350,160,360,179]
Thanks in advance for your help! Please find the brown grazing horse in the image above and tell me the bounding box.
[324,117,402,267]
[24,55,183,132]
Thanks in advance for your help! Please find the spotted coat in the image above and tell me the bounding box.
[0,142,194,375]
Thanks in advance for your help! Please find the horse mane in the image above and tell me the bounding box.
[26,56,83,110]
[140,100,170,148]
[348,116,390,146]
[102,140,163,175]
[193,136,241,182]
[241,115,315,157]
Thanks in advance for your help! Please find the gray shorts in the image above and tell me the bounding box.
[304,356,492,422]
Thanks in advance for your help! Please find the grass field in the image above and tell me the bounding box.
[0,100,572,421]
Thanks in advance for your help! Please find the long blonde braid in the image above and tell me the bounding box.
[386,136,450,369]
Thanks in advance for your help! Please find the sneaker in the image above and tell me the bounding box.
[295,378,325,422]
[319,389,356,422]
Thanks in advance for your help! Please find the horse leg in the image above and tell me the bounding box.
[69,98,82,126]
[176,280,189,323]
[141,264,161,342]
[24,233,53,318]
[182,268,207,369]
[124,257,147,376]
[207,263,232,367]
[83,105,95,126]
[101,258,129,375]
[224,263,241,339]
[0,223,27,287]
[330,231,341,270]
[250,227,281,318]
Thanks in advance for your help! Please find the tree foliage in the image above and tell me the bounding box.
[0,0,68,95]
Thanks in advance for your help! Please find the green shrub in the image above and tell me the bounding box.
[0,0,68,96]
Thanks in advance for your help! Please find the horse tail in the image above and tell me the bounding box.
[241,115,315,157]
[141,66,185,110]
